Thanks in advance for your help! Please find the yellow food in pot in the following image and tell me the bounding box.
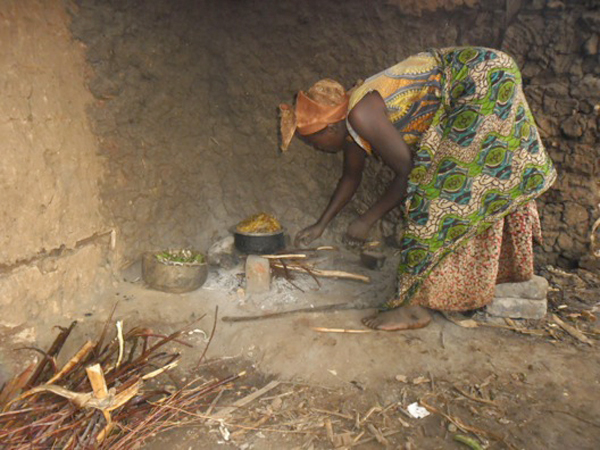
[236,213,282,233]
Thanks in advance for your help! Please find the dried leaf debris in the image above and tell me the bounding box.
[203,375,520,449]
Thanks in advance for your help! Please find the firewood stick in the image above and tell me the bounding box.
[271,263,370,283]
[222,302,364,323]
[85,364,113,443]
[311,327,374,334]
[47,340,95,384]
[261,245,338,259]
[261,254,308,259]
[26,321,77,388]
[283,245,338,253]
[552,314,594,346]
[116,321,125,368]
[86,364,108,399]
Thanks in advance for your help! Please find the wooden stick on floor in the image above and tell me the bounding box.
[222,302,365,323]
[270,263,370,283]
[86,364,113,443]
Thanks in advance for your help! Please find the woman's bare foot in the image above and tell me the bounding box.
[362,306,432,331]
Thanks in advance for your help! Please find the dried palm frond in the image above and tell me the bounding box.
[0,308,241,449]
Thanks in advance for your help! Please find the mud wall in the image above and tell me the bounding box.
[354,0,600,269]
[70,0,505,262]
[502,0,600,268]
[68,0,598,269]
[0,1,112,328]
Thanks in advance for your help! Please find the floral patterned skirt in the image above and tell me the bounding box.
[409,201,541,311]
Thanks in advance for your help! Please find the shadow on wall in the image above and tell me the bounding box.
[69,0,598,270]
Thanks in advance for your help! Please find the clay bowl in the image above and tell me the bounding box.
[233,229,285,254]
[142,252,208,293]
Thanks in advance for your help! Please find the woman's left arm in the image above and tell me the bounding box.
[346,91,413,241]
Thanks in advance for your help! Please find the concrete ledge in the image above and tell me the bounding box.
[0,245,110,328]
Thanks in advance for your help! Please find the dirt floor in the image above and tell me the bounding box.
[3,249,599,449]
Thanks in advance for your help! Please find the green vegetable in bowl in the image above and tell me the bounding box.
[155,249,205,266]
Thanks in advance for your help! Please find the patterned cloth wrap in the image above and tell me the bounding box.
[347,51,443,151]
[349,47,557,310]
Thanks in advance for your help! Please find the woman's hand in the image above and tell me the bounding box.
[345,217,372,244]
[293,144,366,249]
[294,223,325,247]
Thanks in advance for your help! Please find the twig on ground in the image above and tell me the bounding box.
[552,314,594,345]
[479,322,546,336]
[195,306,219,369]
[311,327,374,334]
[276,258,308,292]
[420,396,515,450]
[453,386,497,406]
[542,408,600,429]
[26,320,77,388]
[222,302,359,323]
[311,408,353,420]
[212,380,281,420]
[350,428,403,447]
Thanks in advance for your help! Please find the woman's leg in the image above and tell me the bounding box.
[496,201,540,284]
[362,202,541,330]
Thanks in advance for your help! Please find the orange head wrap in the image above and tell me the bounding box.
[279,79,349,151]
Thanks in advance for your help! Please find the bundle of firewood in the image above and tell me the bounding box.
[265,246,371,287]
[0,308,241,449]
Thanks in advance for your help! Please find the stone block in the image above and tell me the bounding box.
[208,235,234,258]
[207,236,239,269]
[488,276,549,319]
[494,275,549,300]
[486,296,547,319]
[579,255,600,273]
[245,255,270,294]
[561,116,584,139]
[547,1,565,10]
[545,82,569,98]
[563,201,589,227]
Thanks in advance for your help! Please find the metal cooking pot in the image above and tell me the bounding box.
[142,252,208,293]
[233,229,285,254]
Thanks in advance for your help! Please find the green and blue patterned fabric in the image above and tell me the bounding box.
[387,47,557,309]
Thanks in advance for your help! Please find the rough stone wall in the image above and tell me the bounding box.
[0,1,111,327]
[502,0,600,268]
[69,0,597,269]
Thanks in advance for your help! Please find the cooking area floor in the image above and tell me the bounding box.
[4,249,598,449]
